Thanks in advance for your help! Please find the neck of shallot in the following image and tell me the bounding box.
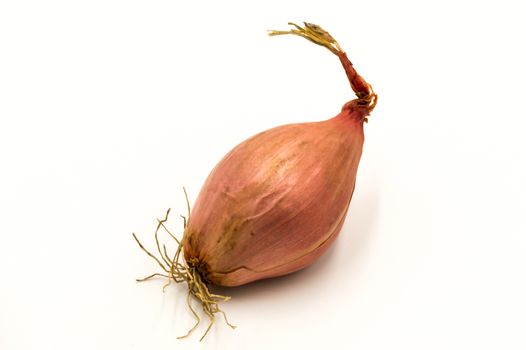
[337,52,377,120]
[268,22,377,121]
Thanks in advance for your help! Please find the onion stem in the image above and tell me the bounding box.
[268,22,377,114]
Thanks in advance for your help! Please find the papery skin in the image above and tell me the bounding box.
[183,106,367,287]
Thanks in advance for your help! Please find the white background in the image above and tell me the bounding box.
[1,0,525,349]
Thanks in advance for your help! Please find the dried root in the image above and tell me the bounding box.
[132,188,235,341]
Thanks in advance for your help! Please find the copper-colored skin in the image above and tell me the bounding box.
[184,105,368,286]
[184,22,376,287]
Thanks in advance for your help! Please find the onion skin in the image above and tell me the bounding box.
[183,107,367,286]
[131,22,377,341]
[182,22,377,287]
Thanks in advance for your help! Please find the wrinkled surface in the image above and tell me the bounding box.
[184,108,365,286]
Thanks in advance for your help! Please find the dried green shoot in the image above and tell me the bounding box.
[268,22,377,115]
[268,22,343,55]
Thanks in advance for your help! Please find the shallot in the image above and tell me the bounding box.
[133,22,377,340]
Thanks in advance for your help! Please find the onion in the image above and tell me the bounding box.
[133,22,377,340]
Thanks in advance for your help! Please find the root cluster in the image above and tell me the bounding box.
[132,189,235,341]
